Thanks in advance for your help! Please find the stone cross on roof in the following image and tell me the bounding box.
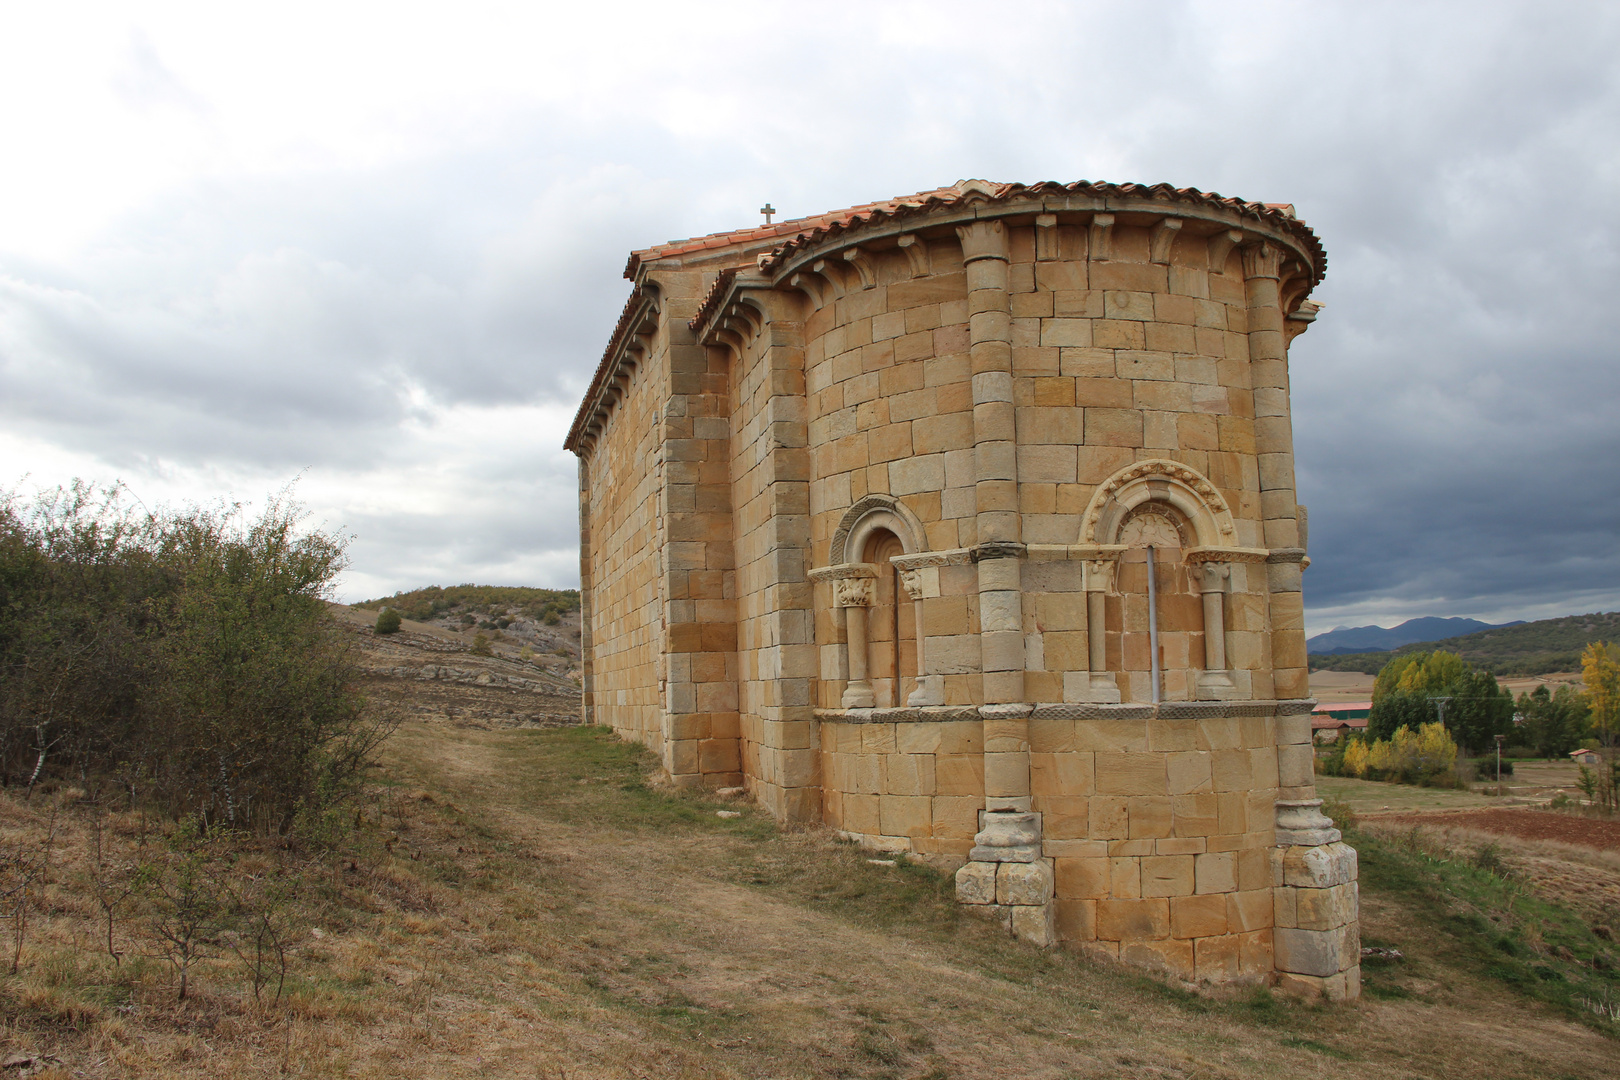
[759,203,775,225]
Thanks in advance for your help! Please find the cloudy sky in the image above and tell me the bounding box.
[3,1,1616,635]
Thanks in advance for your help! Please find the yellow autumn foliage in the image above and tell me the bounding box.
[1341,722,1458,785]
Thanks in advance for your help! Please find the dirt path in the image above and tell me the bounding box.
[383,723,1620,1080]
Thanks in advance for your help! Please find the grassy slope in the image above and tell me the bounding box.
[1310,610,1620,676]
[3,724,1619,1077]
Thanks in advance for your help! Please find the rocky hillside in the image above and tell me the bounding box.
[353,584,583,665]
[332,602,582,726]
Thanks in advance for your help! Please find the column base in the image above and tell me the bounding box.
[1064,672,1122,703]
[1195,670,1244,701]
[841,682,876,709]
[906,675,945,707]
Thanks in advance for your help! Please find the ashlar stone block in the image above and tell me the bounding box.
[997,860,1056,906]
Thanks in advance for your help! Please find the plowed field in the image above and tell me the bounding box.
[1367,807,1620,851]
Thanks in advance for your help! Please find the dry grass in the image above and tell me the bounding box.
[0,712,1618,1076]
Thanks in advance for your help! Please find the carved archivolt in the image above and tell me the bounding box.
[829,495,927,565]
[1080,459,1236,548]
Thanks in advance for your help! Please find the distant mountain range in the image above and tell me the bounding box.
[1306,617,1519,656]
[1308,612,1620,676]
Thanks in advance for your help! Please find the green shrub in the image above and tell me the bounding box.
[0,482,391,833]
[375,608,402,635]
[470,633,492,657]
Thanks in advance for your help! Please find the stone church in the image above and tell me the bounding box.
[565,180,1359,998]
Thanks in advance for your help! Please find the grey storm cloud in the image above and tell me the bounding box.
[1,1,1616,627]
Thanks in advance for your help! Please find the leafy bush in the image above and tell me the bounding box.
[375,608,402,635]
[470,632,492,657]
[0,483,391,833]
[1471,757,1514,780]
[1342,723,1459,785]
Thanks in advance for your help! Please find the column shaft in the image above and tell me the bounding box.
[1242,242,1308,702]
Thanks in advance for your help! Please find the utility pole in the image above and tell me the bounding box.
[1428,695,1453,729]
[1495,732,1506,784]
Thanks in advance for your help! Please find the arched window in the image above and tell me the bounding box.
[1115,503,1201,704]
[860,529,917,709]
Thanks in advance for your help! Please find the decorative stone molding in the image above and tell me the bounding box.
[1024,543,1128,564]
[1185,545,1269,564]
[814,706,981,724]
[809,562,879,585]
[978,702,1034,720]
[1031,703,1156,721]
[830,494,928,565]
[1155,700,1281,719]
[1080,458,1237,547]
[1266,548,1308,564]
[897,234,930,278]
[1149,217,1182,264]
[1275,699,1318,715]
[971,541,1027,562]
[890,548,971,570]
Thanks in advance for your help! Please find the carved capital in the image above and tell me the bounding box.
[955,219,1009,264]
[1197,562,1231,593]
[1083,558,1118,593]
[1240,241,1283,280]
[834,577,875,608]
[897,568,925,601]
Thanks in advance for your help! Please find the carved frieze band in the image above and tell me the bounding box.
[890,548,972,571]
[1186,546,1269,564]
[1266,548,1308,564]
[816,701,1298,723]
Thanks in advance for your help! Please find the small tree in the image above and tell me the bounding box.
[375,608,402,635]
[470,632,492,657]
[1583,642,1620,749]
